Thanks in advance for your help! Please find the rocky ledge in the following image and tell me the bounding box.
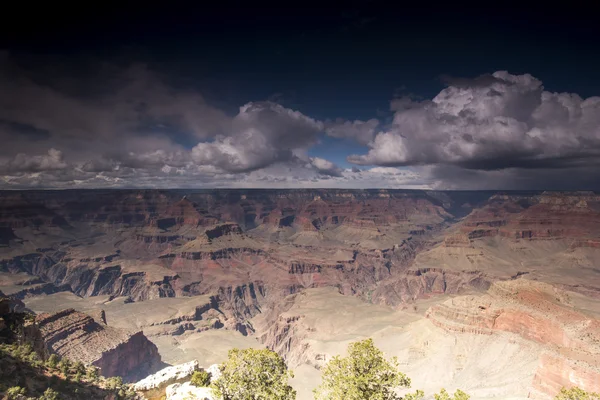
[135,359,221,400]
[36,308,162,381]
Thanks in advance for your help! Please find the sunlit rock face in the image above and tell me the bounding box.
[426,280,600,399]
[2,189,600,400]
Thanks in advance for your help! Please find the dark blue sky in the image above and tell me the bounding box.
[4,2,599,120]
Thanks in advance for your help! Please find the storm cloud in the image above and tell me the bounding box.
[349,71,600,171]
[1,54,600,190]
[191,102,324,173]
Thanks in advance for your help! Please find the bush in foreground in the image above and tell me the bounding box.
[211,348,296,400]
[314,338,412,400]
[190,370,211,387]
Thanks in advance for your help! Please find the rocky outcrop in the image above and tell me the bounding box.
[372,268,491,306]
[166,382,216,400]
[457,192,600,241]
[135,360,221,400]
[425,280,600,398]
[530,353,600,399]
[2,252,179,302]
[36,309,162,381]
[425,296,498,335]
[134,359,201,391]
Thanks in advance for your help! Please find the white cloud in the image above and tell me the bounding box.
[348,71,600,171]
[309,157,343,177]
[2,56,600,190]
[191,102,323,172]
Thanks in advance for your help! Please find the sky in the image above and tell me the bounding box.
[1,2,599,190]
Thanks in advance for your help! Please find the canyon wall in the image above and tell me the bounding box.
[36,308,162,381]
[426,280,600,399]
[2,189,600,396]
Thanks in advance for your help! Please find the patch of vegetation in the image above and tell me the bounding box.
[6,386,26,399]
[434,388,470,400]
[39,388,60,400]
[0,308,138,400]
[190,370,211,387]
[206,340,473,400]
[555,387,600,400]
[312,338,471,400]
[1,342,138,399]
[211,348,296,400]
[314,338,412,400]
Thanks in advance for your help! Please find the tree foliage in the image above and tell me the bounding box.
[46,354,60,369]
[555,387,600,400]
[210,347,296,400]
[404,390,425,400]
[73,361,86,375]
[58,358,71,375]
[86,366,99,381]
[106,376,124,390]
[314,338,411,400]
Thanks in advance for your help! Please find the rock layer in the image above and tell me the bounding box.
[2,189,600,398]
[426,280,600,399]
[36,308,162,381]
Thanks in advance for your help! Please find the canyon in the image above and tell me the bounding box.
[1,189,599,399]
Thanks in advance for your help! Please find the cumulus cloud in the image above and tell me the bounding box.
[349,71,600,172]
[232,164,428,189]
[325,118,379,145]
[0,148,67,173]
[309,157,343,177]
[2,54,599,190]
[191,102,323,172]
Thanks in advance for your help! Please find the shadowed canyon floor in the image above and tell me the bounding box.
[1,189,600,399]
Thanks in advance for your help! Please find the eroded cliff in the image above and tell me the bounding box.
[36,308,162,381]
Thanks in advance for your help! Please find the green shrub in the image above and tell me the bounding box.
[15,343,33,359]
[190,370,211,387]
[555,387,600,400]
[46,354,60,369]
[27,351,41,367]
[405,390,425,400]
[116,386,137,400]
[314,338,411,400]
[39,388,60,400]
[58,358,71,375]
[106,376,123,390]
[86,366,99,381]
[6,386,26,399]
[434,388,471,400]
[73,360,85,374]
[211,348,295,400]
